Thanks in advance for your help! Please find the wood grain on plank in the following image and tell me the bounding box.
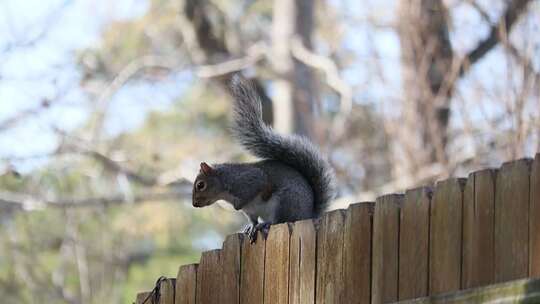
[316,210,346,304]
[196,249,222,304]
[221,234,243,304]
[289,219,316,304]
[343,202,374,304]
[240,231,265,304]
[429,178,465,295]
[264,224,291,304]
[495,159,531,282]
[159,278,176,304]
[372,194,402,304]
[531,154,540,278]
[462,169,496,289]
[399,188,430,300]
[136,291,152,304]
[176,264,198,304]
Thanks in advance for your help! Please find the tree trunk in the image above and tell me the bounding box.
[272,0,317,138]
[181,0,274,125]
[397,0,453,175]
[396,0,532,180]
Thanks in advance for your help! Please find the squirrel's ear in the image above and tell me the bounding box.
[200,162,214,175]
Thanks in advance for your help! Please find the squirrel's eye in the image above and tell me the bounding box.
[196,181,206,191]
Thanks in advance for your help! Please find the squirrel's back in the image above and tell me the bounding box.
[229,75,336,215]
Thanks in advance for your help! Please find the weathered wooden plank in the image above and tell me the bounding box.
[429,178,465,295]
[289,219,316,304]
[159,278,176,304]
[221,234,242,304]
[372,194,402,304]
[343,202,374,304]
[264,224,291,304]
[316,210,346,304]
[399,188,430,300]
[196,249,222,304]
[176,264,198,304]
[136,291,152,304]
[495,159,531,282]
[240,231,265,304]
[462,169,496,289]
[392,277,540,304]
[531,154,540,278]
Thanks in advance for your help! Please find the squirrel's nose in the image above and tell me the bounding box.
[192,198,204,208]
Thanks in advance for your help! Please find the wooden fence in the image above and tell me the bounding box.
[134,154,540,304]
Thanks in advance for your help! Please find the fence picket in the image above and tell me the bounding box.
[399,188,430,300]
[159,278,176,304]
[264,224,291,304]
[429,178,465,295]
[495,159,531,282]
[462,169,496,288]
[240,231,265,304]
[372,194,402,304]
[316,210,346,303]
[136,292,152,304]
[531,154,540,278]
[176,264,197,304]
[289,219,316,304]
[196,250,222,304]
[343,202,374,303]
[221,234,242,304]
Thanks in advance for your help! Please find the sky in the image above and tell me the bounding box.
[0,0,188,171]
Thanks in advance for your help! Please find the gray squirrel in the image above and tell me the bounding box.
[192,75,336,242]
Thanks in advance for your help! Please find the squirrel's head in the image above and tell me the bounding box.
[192,162,224,208]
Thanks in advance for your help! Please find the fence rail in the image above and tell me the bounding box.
[134,154,540,304]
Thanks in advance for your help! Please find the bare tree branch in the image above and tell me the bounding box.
[0,181,191,211]
[90,55,180,142]
[195,41,267,78]
[506,42,540,85]
[461,0,532,75]
[84,150,158,187]
[290,36,353,116]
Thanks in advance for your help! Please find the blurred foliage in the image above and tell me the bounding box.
[79,0,181,78]
[0,0,384,301]
[0,0,390,300]
[0,61,244,304]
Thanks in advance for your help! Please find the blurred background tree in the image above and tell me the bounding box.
[0,0,538,303]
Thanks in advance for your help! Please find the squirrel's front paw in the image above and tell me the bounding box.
[242,223,254,235]
[247,222,270,244]
[242,223,258,243]
[248,228,257,243]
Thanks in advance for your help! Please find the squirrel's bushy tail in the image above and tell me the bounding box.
[229,75,336,215]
